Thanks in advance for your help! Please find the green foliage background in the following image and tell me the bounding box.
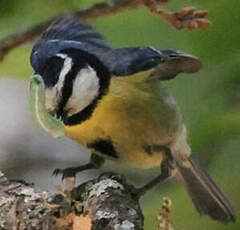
[0,0,240,229]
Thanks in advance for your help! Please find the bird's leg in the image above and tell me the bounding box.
[135,148,174,198]
[52,154,105,180]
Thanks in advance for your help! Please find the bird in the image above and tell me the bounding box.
[30,15,236,223]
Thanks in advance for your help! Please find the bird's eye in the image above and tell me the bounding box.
[41,56,64,87]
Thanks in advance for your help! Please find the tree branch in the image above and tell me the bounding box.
[0,171,143,230]
[0,0,138,62]
[0,0,210,62]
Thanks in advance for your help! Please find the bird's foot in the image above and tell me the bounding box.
[52,167,79,180]
[52,167,81,192]
[52,164,95,192]
[52,155,105,181]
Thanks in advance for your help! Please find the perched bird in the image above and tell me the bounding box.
[30,16,236,222]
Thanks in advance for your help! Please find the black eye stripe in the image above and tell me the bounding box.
[38,56,64,87]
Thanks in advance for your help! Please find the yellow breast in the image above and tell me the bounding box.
[65,73,181,169]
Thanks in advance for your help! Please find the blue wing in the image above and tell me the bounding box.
[31,16,201,80]
[107,47,201,80]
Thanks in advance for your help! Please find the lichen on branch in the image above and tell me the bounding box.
[0,172,144,230]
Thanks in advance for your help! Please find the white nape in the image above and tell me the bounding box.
[56,53,73,91]
[66,65,100,116]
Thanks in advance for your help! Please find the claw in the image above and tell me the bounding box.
[52,168,76,180]
[52,168,77,191]
[52,168,61,176]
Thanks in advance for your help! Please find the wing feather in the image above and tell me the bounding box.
[31,16,201,80]
[108,47,202,80]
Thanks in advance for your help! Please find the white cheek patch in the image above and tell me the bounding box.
[66,65,100,116]
[45,53,73,113]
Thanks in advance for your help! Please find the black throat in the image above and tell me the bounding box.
[56,48,110,126]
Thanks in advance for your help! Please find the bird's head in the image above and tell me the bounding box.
[34,48,110,125]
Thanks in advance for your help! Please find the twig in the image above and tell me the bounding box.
[142,1,211,30]
[0,0,210,62]
[0,0,138,62]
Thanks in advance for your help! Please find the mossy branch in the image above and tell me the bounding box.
[0,171,144,230]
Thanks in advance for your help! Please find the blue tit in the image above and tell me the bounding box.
[30,16,235,222]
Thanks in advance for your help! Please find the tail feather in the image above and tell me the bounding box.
[176,157,236,222]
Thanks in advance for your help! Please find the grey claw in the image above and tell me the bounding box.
[52,168,76,180]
